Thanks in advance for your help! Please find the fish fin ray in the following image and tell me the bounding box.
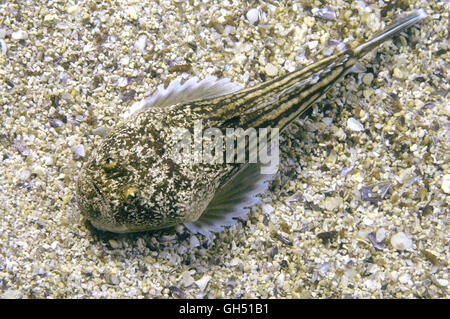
[123,76,243,118]
[184,163,275,236]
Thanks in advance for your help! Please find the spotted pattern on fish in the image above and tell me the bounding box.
[76,10,427,234]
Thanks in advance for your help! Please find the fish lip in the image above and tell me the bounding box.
[84,180,113,227]
[89,219,130,233]
[91,180,104,198]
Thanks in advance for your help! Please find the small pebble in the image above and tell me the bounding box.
[106,274,120,285]
[67,5,79,15]
[393,67,404,79]
[169,285,185,298]
[360,182,390,202]
[92,127,109,136]
[11,30,28,40]
[42,155,53,166]
[324,39,346,55]
[72,144,85,159]
[17,146,30,157]
[195,275,211,291]
[226,275,237,288]
[315,6,337,20]
[362,73,374,85]
[262,204,274,214]
[322,117,333,125]
[181,271,195,287]
[135,34,147,53]
[117,77,128,87]
[347,117,364,131]
[108,239,120,249]
[246,8,260,25]
[276,273,285,286]
[49,119,64,127]
[229,258,239,266]
[119,55,130,66]
[322,196,343,211]
[0,39,6,55]
[189,235,200,248]
[441,174,450,194]
[161,234,176,242]
[59,72,69,85]
[362,216,374,226]
[318,262,330,275]
[265,63,278,76]
[177,245,187,255]
[18,169,31,181]
[368,233,385,250]
[376,228,387,242]
[307,40,319,50]
[398,273,410,285]
[390,232,413,250]
[436,278,448,287]
[126,6,138,20]
[1,289,22,299]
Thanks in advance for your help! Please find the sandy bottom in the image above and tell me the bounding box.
[0,0,448,298]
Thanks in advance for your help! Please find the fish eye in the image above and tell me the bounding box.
[101,156,128,178]
[102,157,117,171]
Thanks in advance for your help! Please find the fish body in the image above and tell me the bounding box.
[76,10,427,234]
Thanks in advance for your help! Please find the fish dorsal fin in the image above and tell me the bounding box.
[184,163,275,236]
[123,76,243,118]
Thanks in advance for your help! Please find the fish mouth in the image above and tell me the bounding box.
[78,179,112,228]
[90,181,104,199]
[82,180,132,233]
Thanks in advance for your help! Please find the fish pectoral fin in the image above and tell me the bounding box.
[184,163,275,236]
[123,76,243,118]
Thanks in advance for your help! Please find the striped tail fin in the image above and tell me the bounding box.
[353,9,427,58]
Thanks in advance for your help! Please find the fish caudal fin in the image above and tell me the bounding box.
[353,9,427,58]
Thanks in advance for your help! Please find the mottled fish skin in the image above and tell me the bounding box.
[76,10,427,233]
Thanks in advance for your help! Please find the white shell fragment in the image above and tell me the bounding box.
[362,73,374,85]
[189,235,200,248]
[135,34,147,53]
[262,204,274,214]
[441,174,450,194]
[246,8,261,25]
[265,63,278,76]
[195,275,211,291]
[314,6,337,20]
[66,5,80,15]
[71,144,85,158]
[323,38,346,56]
[390,232,413,250]
[181,271,195,288]
[117,77,128,87]
[11,30,28,40]
[376,228,387,242]
[19,169,31,181]
[347,117,364,131]
[0,39,6,55]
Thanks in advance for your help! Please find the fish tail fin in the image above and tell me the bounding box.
[353,9,427,58]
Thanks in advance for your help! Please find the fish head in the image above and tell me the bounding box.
[75,126,171,233]
[76,145,137,233]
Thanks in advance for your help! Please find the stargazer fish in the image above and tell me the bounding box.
[76,10,427,235]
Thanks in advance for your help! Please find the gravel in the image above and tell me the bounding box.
[0,0,448,299]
